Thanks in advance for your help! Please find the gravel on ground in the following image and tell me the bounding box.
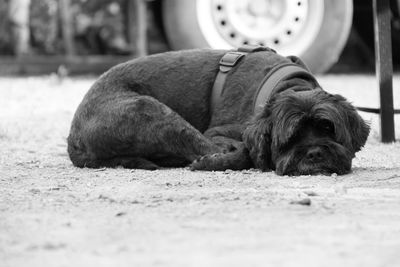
[1,75,400,267]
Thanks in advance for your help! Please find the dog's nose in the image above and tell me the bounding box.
[306,147,323,162]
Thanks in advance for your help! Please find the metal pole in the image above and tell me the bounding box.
[373,0,395,142]
[135,0,148,57]
[59,0,75,57]
[8,0,31,56]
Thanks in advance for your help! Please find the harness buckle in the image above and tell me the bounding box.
[219,52,246,72]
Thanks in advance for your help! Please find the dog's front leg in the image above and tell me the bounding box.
[190,142,252,171]
[190,125,253,171]
[203,124,245,152]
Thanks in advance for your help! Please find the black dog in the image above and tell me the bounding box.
[67,46,370,175]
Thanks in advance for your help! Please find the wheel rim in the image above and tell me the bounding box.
[196,0,324,56]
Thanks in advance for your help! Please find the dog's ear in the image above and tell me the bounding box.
[331,94,370,152]
[243,108,273,171]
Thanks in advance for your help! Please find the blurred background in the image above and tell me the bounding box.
[0,0,399,75]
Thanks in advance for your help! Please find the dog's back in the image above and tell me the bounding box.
[83,49,227,129]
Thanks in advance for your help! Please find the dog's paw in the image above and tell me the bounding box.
[190,145,253,171]
[190,153,226,171]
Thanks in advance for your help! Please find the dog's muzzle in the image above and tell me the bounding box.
[275,141,353,176]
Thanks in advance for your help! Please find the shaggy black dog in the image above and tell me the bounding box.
[67,48,370,175]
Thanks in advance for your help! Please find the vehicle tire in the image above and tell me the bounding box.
[162,0,353,73]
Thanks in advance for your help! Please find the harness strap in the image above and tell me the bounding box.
[210,45,316,115]
[210,45,274,114]
[210,51,247,114]
[253,63,318,114]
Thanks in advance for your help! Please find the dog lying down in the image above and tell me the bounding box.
[67,46,370,176]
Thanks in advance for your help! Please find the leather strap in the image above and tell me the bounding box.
[210,45,316,115]
[210,51,246,113]
[210,45,274,114]
[253,63,317,114]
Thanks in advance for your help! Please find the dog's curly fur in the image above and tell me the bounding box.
[67,49,370,175]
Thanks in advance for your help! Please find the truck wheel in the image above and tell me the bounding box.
[163,0,353,73]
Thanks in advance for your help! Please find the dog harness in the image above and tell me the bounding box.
[211,45,319,114]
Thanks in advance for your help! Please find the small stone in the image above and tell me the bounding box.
[29,189,41,194]
[42,242,66,250]
[303,190,319,197]
[290,198,312,206]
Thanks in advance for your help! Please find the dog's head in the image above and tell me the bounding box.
[243,87,370,176]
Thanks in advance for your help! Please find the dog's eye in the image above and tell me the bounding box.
[317,120,334,134]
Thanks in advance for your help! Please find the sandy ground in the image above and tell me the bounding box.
[1,75,400,267]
